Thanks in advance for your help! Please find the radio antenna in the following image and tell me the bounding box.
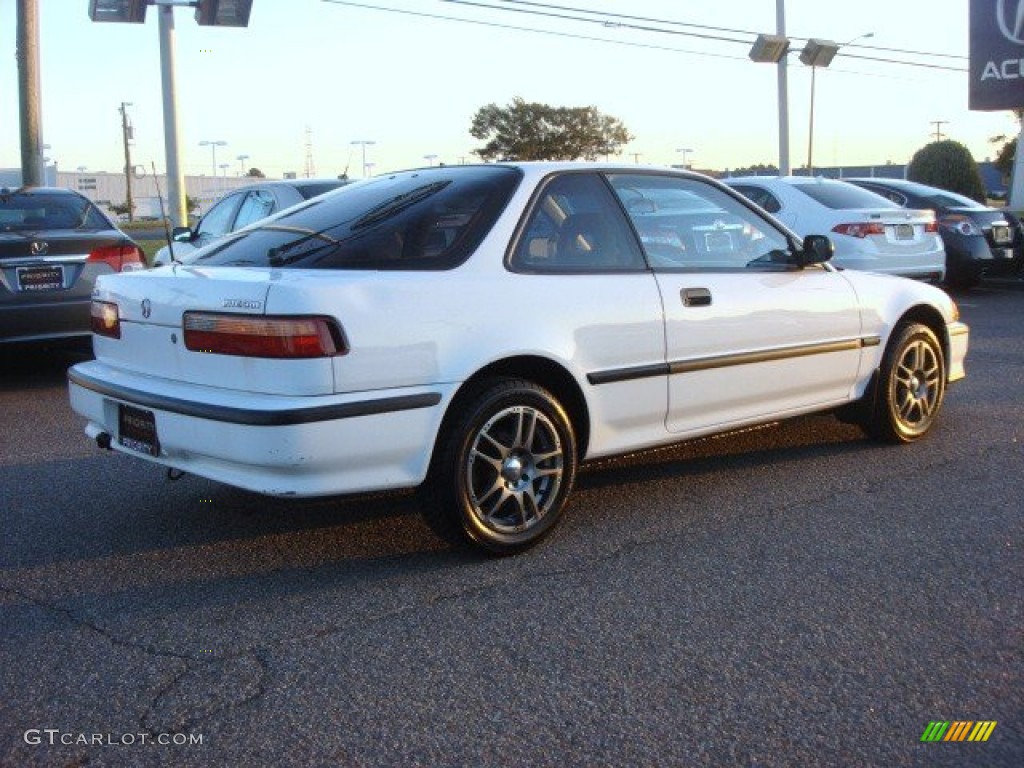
[150,161,178,264]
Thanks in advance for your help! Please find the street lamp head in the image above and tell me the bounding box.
[200,140,227,147]
[749,33,790,63]
[800,39,840,68]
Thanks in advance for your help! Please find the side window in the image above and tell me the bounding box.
[729,184,782,214]
[196,192,244,243]
[233,190,276,230]
[510,173,645,272]
[607,174,794,271]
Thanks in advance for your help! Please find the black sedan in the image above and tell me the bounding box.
[1,187,144,345]
[845,177,1022,288]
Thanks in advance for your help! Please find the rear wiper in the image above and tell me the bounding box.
[264,227,340,267]
[351,181,449,230]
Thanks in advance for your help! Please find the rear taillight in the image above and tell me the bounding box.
[924,220,938,233]
[831,222,886,238]
[88,244,145,272]
[938,215,980,236]
[91,301,121,339]
[183,313,346,358]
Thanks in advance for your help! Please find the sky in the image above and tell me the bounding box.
[1,0,1018,180]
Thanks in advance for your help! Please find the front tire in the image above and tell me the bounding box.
[420,378,577,555]
[862,322,946,443]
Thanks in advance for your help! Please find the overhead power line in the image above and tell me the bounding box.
[325,0,967,72]
[491,0,969,61]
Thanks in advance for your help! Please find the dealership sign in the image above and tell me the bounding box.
[971,0,1024,109]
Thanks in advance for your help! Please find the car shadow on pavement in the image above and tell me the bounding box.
[0,342,92,392]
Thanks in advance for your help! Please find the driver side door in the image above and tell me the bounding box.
[607,173,866,435]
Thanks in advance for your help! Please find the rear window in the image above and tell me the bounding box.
[191,166,522,270]
[294,181,350,200]
[792,181,900,210]
[0,190,112,231]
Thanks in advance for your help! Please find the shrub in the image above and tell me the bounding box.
[907,140,986,202]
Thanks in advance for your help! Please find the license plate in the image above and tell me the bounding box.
[118,404,160,457]
[894,224,914,240]
[16,264,64,291]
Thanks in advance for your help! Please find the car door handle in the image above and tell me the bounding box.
[681,287,712,307]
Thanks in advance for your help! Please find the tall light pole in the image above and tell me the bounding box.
[423,153,438,166]
[236,153,250,175]
[199,139,227,177]
[802,33,871,174]
[749,3,791,175]
[89,1,254,229]
[17,0,45,186]
[120,102,134,222]
[776,0,789,175]
[351,140,375,178]
[676,147,694,169]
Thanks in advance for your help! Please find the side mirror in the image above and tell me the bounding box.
[799,234,833,266]
[171,226,193,243]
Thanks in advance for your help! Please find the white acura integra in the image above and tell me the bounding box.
[69,162,969,554]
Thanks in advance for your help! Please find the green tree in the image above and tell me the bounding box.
[992,137,1015,182]
[245,167,266,178]
[185,194,200,214]
[470,97,632,161]
[907,140,986,203]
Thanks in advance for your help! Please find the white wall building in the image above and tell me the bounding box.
[1,167,272,219]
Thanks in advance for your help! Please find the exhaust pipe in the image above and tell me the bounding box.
[96,432,112,450]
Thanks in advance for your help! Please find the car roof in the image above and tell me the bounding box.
[0,186,86,197]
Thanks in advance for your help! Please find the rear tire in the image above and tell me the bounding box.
[420,378,577,555]
[862,322,946,444]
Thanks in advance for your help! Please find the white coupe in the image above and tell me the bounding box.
[69,162,969,554]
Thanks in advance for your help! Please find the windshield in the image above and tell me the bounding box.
[190,166,522,270]
[0,190,112,231]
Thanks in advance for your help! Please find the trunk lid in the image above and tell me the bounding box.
[92,265,336,396]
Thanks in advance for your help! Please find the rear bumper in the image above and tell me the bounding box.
[943,233,1021,280]
[0,297,91,343]
[68,361,453,497]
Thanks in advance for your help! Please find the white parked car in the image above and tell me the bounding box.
[725,176,946,281]
[69,163,969,554]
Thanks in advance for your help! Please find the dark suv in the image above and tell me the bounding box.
[845,177,1022,289]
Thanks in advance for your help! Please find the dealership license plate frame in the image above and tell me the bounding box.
[118,403,160,457]
[16,264,64,291]
[895,224,914,241]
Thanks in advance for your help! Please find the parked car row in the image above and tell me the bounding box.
[724,175,1023,289]
[68,162,970,553]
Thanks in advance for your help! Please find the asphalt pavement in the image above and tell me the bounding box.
[0,282,1021,767]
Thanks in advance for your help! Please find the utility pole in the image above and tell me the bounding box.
[17,0,45,186]
[120,102,134,222]
[930,120,948,142]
